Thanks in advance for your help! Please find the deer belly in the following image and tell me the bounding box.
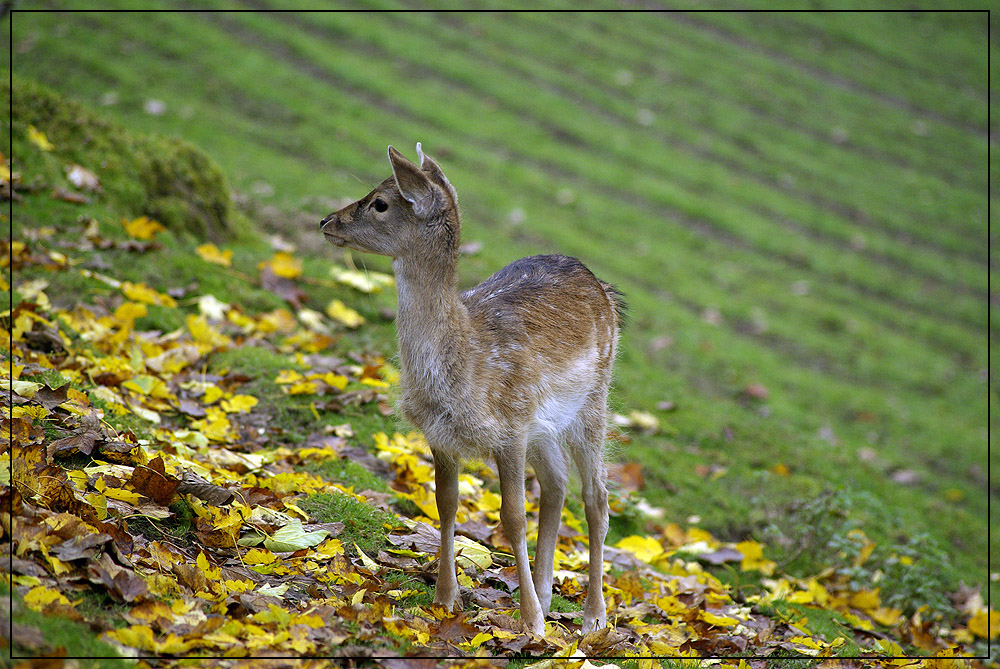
[525,353,598,442]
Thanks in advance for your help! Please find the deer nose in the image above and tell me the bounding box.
[320,213,336,230]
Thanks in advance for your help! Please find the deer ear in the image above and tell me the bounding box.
[416,142,457,204]
[388,145,437,218]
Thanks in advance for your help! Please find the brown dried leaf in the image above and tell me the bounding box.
[51,186,89,204]
[50,532,113,562]
[430,613,479,643]
[33,384,69,410]
[129,456,180,506]
[697,546,745,565]
[87,553,148,603]
[175,397,207,418]
[176,471,235,506]
[607,462,644,493]
[260,264,307,309]
[48,413,103,458]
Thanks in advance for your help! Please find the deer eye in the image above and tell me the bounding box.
[373,198,388,213]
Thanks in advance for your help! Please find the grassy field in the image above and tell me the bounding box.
[8,4,994,617]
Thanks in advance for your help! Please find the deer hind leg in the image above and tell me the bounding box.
[568,400,609,632]
[496,437,546,635]
[432,448,461,611]
[528,435,568,616]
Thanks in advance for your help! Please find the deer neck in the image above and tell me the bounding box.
[392,254,472,389]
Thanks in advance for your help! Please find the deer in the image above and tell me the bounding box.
[320,144,625,635]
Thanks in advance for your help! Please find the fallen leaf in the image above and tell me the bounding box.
[176,471,235,506]
[122,216,165,240]
[260,251,302,279]
[968,608,999,639]
[431,613,479,643]
[27,125,54,151]
[51,186,88,204]
[615,535,664,563]
[264,518,330,552]
[195,243,233,267]
[329,265,394,293]
[325,299,364,328]
[260,265,307,309]
[129,456,180,506]
[66,164,101,191]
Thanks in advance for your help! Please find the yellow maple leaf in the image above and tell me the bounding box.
[202,384,226,405]
[286,380,320,395]
[260,251,302,279]
[325,299,364,328]
[85,493,108,521]
[968,608,999,639]
[787,636,824,655]
[700,610,739,627]
[257,308,298,334]
[318,372,349,391]
[121,281,177,307]
[736,540,776,575]
[196,551,222,580]
[224,579,255,594]
[113,301,148,326]
[105,624,157,651]
[122,216,165,240]
[615,535,664,563]
[186,314,230,349]
[243,548,277,565]
[849,587,881,611]
[275,369,305,384]
[103,487,145,505]
[24,585,70,611]
[154,634,199,654]
[27,125,54,151]
[191,414,231,442]
[841,610,873,631]
[455,537,493,571]
[477,490,502,513]
[329,264,394,293]
[221,394,258,413]
[871,606,904,627]
[462,632,494,650]
[315,537,345,558]
[291,613,325,629]
[195,243,233,267]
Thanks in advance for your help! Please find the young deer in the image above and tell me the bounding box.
[320,144,624,635]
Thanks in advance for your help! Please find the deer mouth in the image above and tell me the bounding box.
[322,231,349,247]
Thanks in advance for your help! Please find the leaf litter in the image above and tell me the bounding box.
[2,211,994,666]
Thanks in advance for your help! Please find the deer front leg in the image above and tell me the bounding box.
[432,449,461,611]
[497,441,546,635]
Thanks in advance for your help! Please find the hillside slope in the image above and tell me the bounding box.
[6,6,996,661]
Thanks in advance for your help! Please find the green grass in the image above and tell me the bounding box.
[8,5,993,613]
[303,457,392,495]
[4,585,123,666]
[298,491,403,559]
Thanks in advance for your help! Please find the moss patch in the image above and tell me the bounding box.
[7,73,235,240]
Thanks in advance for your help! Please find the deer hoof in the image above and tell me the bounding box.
[524,615,545,636]
[582,613,607,633]
[432,586,461,611]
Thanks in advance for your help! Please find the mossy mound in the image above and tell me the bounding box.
[6,74,234,241]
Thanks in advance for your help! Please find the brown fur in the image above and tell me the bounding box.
[321,144,624,635]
